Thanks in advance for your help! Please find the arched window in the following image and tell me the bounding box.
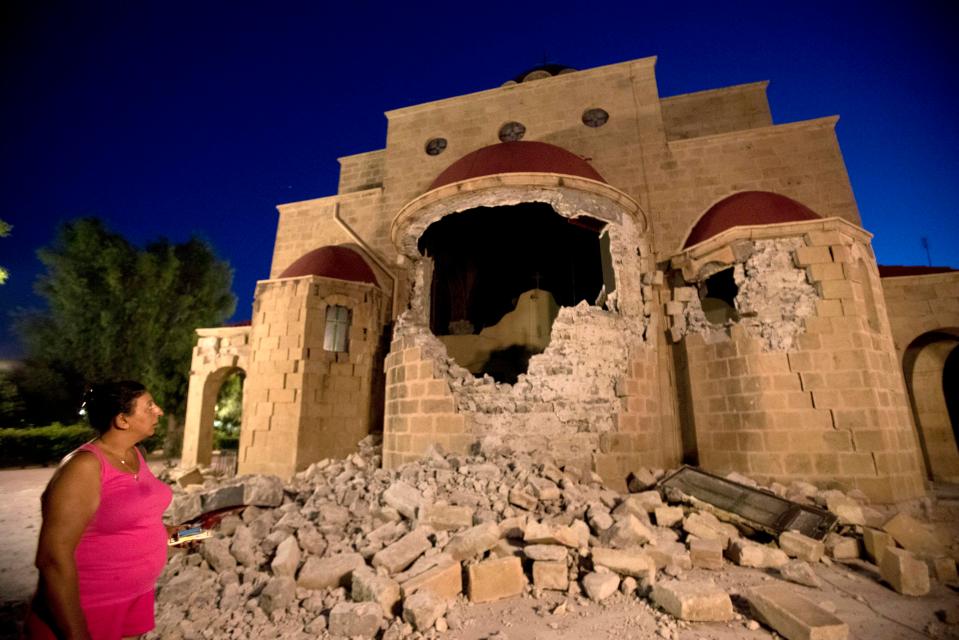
[324,305,351,352]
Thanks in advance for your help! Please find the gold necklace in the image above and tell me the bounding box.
[98,440,139,481]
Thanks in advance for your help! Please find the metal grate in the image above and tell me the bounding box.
[659,466,837,540]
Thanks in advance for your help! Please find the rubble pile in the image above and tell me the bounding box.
[152,438,959,640]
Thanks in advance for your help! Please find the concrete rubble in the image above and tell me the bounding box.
[152,439,959,640]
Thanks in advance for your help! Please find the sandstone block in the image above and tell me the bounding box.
[328,602,383,639]
[402,590,446,633]
[726,540,769,568]
[882,513,945,559]
[399,558,462,601]
[446,522,501,561]
[171,466,204,488]
[467,556,527,603]
[779,560,822,588]
[824,534,859,560]
[746,584,847,640]
[862,528,894,565]
[654,506,684,528]
[933,557,959,585]
[601,515,653,549]
[524,520,588,548]
[199,537,237,573]
[524,544,568,562]
[626,468,659,492]
[591,547,656,580]
[509,486,538,510]
[271,535,301,577]
[418,504,474,530]
[689,538,724,570]
[880,548,930,596]
[528,477,561,501]
[373,528,432,574]
[383,481,423,520]
[259,576,296,614]
[352,566,401,617]
[651,579,733,621]
[582,571,620,602]
[780,531,825,563]
[297,553,366,590]
[533,561,568,591]
[683,512,737,546]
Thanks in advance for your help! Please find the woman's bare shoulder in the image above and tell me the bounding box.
[42,448,100,502]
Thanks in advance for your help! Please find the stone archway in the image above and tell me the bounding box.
[903,330,959,482]
[181,326,250,469]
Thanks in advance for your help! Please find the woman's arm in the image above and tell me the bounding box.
[34,451,101,640]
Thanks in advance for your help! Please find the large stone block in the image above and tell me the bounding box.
[879,548,930,596]
[689,538,724,570]
[467,556,527,603]
[418,504,474,530]
[532,561,568,591]
[328,602,383,639]
[582,571,620,602]
[591,547,656,580]
[400,558,463,601]
[297,553,366,590]
[746,584,848,640]
[862,528,894,565]
[352,566,401,617]
[372,528,432,574]
[882,513,946,559]
[651,579,733,621]
[446,522,501,561]
[779,531,824,563]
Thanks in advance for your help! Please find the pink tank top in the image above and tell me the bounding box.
[73,443,173,607]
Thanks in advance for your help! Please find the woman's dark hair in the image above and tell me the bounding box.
[81,381,147,434]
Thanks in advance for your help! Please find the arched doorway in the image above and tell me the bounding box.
[903,330,959,481]
[211,369,244,474]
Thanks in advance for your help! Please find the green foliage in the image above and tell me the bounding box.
[0,218,10,285]
[0,371,26,426]
[0,423,96,467]
[213,371,243,451]
[15,218,237,427]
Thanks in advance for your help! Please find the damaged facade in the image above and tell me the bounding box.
[181,57,959,503]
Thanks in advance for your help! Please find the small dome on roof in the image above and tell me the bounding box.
[684,191,822,248]
[428,141,605,190]
[278,245,378,286]
[502,64,577,86]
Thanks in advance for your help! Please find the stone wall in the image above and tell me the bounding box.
[181,326,251,468]
[337,149,385,194]
[659,81,772,141]
[669,219,925,502]
[239,276,388,477]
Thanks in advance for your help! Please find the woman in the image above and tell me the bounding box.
[26,381,172,640]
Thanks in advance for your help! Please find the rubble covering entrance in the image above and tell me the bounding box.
[153,439,959,640]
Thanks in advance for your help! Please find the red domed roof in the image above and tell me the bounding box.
[429,141,605,190]
[278,245,378,286]
[684,191,822,248]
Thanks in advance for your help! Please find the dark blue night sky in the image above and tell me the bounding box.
[2,1,957,358]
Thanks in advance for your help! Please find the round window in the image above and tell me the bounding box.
[498,121,526,142]
[425,138,447,156]
[582,108,609,128]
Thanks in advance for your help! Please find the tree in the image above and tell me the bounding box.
[15,218,236,441]
[0,219,10,284]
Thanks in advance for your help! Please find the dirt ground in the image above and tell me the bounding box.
[2,466,958,640]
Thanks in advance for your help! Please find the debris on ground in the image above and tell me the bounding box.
[150,438,959,639]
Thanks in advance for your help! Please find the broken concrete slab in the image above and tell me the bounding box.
[746,584,848,640]
[651,579,733,621]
